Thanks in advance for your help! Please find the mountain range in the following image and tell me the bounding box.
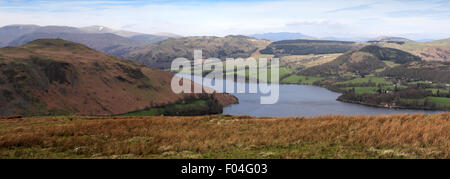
[249,32,314,41]
[0,25,180,56]
[1,24,449,70]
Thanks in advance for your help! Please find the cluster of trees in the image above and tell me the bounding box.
[358,46,421,64]
[333,82,391,89]
[339,87,445,110]
[260,40,356,55]
[149,94,224,116]
[431,89,450,98]
[379,62,450,84]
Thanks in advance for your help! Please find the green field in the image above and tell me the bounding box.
[342,86,406,94]
[228,67,291,83]
[382,61,400,68]
[281,75,324,85]
[426,88,448,95]
[408,81,428,85]
[429,97,450,107]
[405,97,450,108]
[335,76,393,85]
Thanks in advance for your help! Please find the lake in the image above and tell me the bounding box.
[176,74,442,117]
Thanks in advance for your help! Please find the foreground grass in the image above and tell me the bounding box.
[0,114,449,159]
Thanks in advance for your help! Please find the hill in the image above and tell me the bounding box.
[8,32,144,56]
[376,38,450,62]
[300,45,422,76]
[0,39,237,116]
[260,39,360,56]
[122,35,272,69]
[249,32,313,41]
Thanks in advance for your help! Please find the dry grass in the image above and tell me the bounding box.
[0,114,449,159]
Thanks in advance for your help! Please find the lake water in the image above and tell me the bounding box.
[176,74,443,117]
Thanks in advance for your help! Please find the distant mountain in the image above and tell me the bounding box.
[79,26,181,41]
[0,25,177,50]
[300,45,422,77]
[79,25,142,37]
[371,36,413,42]
[0,25,41,46]
[122,35,271,69]
[249,32,313,41]
[129,34,171,44]
[0,25,185,58]
[153,32,182,38]
[0,39,237,116]
[322,36,412,42]
[321,36,372,42]
[260,39,361,56]
[415,39,436,42]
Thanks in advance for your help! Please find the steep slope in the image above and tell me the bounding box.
[260,39,361,56]
[0,39,237,116]
[122,35,272,69]
[300,45,422,76]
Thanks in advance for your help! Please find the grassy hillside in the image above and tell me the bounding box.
[0,113,448,159]
[378,38,450,62]
[123,35,271,69]
[300,46,421,77]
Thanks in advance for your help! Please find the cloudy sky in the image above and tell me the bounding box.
[0,0,449,40]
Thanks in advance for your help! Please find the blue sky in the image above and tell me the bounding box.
[0,0,449,40]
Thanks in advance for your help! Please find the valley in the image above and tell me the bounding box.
[0,0,449,162]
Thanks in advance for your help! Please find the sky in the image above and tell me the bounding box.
[0,0,449,40]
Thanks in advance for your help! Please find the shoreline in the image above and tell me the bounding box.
[176,73,448,112]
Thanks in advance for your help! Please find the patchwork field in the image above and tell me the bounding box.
[0,114,448,159]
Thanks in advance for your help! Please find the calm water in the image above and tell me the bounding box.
[176,74,442,117]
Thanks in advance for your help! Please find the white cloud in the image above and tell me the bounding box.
[0,0,448,40]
